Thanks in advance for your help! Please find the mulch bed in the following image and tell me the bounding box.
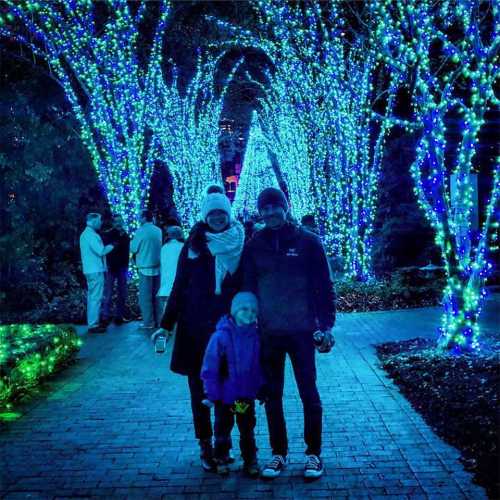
[376,338,499,498]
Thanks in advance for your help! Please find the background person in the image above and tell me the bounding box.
[102,214,130,325]
[130,209,162,330]
[301,214,319,235]
[79,212,114,333]
[157,225,184,318]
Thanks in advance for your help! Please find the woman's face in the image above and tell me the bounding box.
[206,210,229,233]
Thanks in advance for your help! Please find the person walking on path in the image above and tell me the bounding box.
[200,292,263,477]
[102,214,130,325]
[79,212,114,334]
[154,185,245,472]
[157,225,184,317]
[241,187,336,480]
[130,210,162,330]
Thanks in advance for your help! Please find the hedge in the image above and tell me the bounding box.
[0,324,82,410]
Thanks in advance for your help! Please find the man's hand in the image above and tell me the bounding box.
[316,329,335,353]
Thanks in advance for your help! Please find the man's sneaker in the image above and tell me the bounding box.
[260,455,286,479]
[199,439,216,472]
[243,459,259,478]
[304,454,324,480]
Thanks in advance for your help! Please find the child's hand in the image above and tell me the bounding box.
[257,387,269,405]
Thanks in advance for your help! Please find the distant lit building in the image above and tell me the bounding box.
[225,175,239,201]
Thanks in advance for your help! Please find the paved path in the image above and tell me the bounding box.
[1,298,498,499]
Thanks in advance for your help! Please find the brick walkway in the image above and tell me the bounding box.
[2,299,498,499]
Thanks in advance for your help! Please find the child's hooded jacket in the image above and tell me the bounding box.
[201,315,263,404]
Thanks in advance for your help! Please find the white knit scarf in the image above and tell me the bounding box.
[205,221,245,295]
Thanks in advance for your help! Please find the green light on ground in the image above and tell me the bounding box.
[0,411,22,421]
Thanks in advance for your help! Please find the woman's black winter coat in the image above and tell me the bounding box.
[160,233,241,376]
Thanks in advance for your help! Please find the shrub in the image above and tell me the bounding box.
[0,324,82,409]
[335,269,445,312]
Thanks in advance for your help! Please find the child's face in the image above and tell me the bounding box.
[234,305,257,326]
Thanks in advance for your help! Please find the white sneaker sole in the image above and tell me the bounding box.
[304,469,324,479]
[261,469,282,479]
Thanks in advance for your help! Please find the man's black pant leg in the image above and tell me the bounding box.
[115,268,128,318]
[289,333,322,456]
[262,336,288,456]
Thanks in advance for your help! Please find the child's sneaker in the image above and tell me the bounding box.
[304,454,324,480]
[243,459,259,478]
[261,454,286,479]
[216,460,230,476]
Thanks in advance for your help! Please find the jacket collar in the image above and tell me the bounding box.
[261,222,297,244]
[216,315,256,336]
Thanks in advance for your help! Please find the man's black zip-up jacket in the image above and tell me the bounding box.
[241,222,336,335]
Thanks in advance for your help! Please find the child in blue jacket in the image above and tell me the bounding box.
[201,292,263,477]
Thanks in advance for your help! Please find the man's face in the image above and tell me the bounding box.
[206,209,229,233]
[113,216,124,229]
[93,216,102,230]
[260,204,287,230]
[234,305,258,326]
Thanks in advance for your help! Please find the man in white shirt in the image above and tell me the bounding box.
[130,209,162,329]
[79,213,114,333]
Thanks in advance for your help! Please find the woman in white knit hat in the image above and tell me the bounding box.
[154,185,245,472]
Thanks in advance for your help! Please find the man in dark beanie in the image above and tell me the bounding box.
[241,187,335,480]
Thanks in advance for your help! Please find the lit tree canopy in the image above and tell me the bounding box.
[149,53,229,228]
[374,0,499,351]
[232,111,279,218]
[0,0,172,232]
[213,0,399,279]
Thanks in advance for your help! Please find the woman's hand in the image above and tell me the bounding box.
[150,328,172,343]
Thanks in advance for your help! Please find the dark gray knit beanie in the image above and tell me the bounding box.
[257,187,288,213]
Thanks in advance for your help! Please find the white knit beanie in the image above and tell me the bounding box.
[200,192,232,222]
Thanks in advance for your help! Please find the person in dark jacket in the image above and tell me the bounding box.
[241,187,336,480]
[102,214,130,325]
[300,214,320,235]
[154,185,245,472]
[201,292,262,477]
